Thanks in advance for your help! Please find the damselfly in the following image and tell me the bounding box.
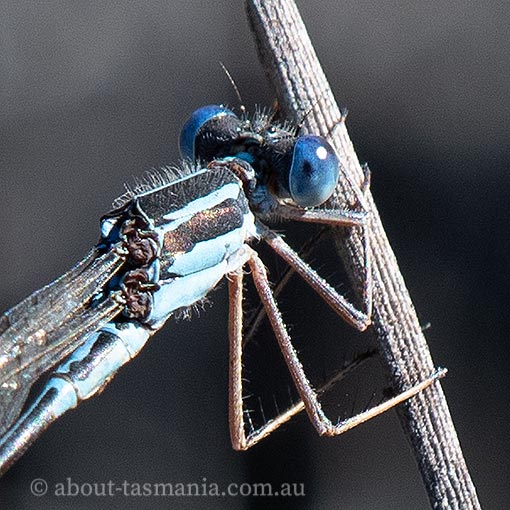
[0,105,445,474]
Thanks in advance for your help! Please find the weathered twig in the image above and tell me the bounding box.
[245,1,481,508]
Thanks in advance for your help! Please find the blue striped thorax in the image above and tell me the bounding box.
[99,163,257,327]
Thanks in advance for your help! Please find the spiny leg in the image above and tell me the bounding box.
[228,265,376,450]
[244,248,445,439]
[275,204,366,227]
[244,212,372,342]
[259,225,371,331]
[229,267,302,450]
[243,227,328,348]
[269,160,374,323]
[228,268,245,449]
[263,192,373,329]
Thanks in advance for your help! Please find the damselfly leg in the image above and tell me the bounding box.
[228,246,445,449]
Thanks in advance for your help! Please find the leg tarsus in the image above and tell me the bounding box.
[361,163,371,196]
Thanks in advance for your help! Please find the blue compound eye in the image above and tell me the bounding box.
[179,105,237,160]
[288,135,340,207]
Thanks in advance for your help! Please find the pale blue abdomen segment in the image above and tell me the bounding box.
[0,321,152,467]
[53,322,151,400]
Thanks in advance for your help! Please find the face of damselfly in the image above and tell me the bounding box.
[179,105,341,209]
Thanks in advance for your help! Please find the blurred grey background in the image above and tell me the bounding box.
[0,1,508,509]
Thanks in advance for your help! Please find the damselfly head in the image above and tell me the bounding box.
[180,105,340,208]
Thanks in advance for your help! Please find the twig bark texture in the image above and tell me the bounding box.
[245,1,481,509]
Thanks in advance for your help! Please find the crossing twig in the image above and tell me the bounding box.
[245,1,481,508]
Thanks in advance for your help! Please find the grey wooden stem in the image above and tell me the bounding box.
[245,1,481,508]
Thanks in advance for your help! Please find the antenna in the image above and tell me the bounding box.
[219,62,245,114]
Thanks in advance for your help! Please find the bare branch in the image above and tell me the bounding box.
[245,1,481,508]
